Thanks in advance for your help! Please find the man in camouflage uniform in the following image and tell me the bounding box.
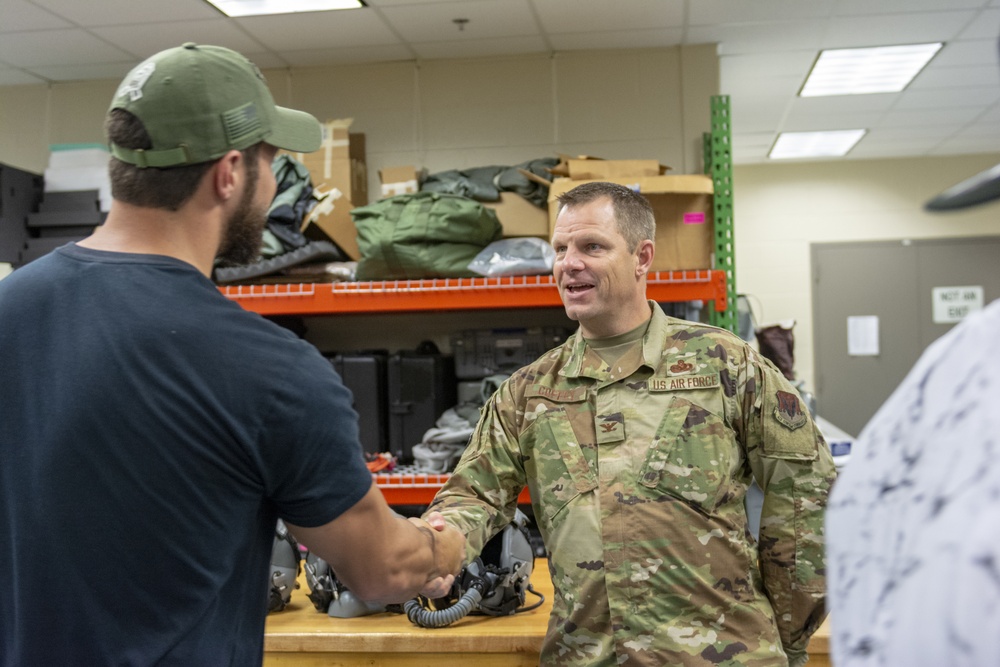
[426,181,836,666]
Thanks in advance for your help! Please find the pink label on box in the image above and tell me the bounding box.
[683,212,706,224]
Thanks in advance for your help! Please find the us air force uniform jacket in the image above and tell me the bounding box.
[429,302,835,666]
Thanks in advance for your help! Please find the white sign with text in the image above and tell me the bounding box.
[932,286,984,324]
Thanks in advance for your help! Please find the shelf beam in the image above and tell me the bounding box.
[374,472,531,505]
[221,270,727,316]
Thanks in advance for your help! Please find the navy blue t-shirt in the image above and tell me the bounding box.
[0,244,371,666]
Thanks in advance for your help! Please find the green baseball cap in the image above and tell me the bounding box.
[108,43,321,168]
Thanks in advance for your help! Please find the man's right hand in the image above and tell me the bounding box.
[408,513,466,583]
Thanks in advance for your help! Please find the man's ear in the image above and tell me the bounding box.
[635,239,655,277]
[213,150,243,202]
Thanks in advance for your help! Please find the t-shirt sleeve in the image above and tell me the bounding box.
[257,345,372,527]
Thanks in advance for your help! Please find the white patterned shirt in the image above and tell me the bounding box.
[826,298,1000,667]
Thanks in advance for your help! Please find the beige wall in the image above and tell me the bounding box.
[735,154,1000,391]
[0,45,719,186]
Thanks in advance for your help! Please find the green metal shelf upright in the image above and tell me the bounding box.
[704,95,737,333]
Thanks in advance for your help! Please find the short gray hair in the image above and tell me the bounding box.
[555,181,655,252]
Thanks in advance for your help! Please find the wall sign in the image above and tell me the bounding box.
[847,315,880,356]
[932,286,984,324]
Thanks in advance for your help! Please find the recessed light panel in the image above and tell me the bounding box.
[801,43,943,97]
[769,130,867,159]
[205,0,364,17]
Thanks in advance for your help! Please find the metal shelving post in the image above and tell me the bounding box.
[704,95,737,333]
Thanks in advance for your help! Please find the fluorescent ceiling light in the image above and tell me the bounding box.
[769,130,867,160]
[205,0,364,17]
[801,43,942,97]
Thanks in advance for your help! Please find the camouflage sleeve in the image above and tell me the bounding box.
[740,346,837,656]
[424,378,526,562]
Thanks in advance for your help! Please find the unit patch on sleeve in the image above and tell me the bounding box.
[774,390,807,430]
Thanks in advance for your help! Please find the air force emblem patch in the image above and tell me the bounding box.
[774,390,807,430]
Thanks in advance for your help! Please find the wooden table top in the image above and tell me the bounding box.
[265,559,554,655]
[264,558,831,657]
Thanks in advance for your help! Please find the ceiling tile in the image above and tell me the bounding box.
[976,103,1000,121]
[834,0,987,14]
[0,0,71,31]
[236,8,400,51]
[0,29,132,67]
[91,19,268,60]
[930,136,1000,153]
[0,67,45,85]
[414,35,548,60]
[910,64,1000,89]
[687,21,828,56]
[934,39,1000,67]
[549,28,683,52]
[534,0,683,34]
[956,8,1000,39]
[368,0,467,4]
[29,0,219,26]
[25,61,135,82]
[793,93,898,114]
[823,12,978,48]
[381,0,537,43]
[882,106,985,127]
[893,87,1000,109]
[281,43,416,66]
[953,122,1000,138]
[781,112,885,132]
[867,124,962,141]
[690,0,835,24]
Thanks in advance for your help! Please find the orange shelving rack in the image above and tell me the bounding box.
[219,270,727,316]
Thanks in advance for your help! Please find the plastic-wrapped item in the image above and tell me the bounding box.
[467,237,554,277]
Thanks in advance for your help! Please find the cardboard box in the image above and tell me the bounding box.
[482,192,549,238]
[547,175,714,272]
[548,154,670,179]
[286,118,368,207]
[566,158,668,180]
[301,187,361,260]
[548,153,602,178]
[379,165,420,198]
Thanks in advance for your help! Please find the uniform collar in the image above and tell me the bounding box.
[561,301,668,381]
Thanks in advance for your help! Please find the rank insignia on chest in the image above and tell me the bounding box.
[648,374,720,392]
[596,411,625,444]
[774,390,807,430]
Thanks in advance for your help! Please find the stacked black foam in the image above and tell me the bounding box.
[0,163,44,266]
[22,189,105,265]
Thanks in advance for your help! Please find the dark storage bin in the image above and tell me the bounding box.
[328,351,389,456]
[387,348,457,463]
[450,326,571,379]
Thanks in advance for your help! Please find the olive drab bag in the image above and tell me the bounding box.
[352,192,503,280]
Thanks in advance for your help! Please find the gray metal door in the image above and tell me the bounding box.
[811,237,1000,437]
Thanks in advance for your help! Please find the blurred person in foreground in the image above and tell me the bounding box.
[425,181,836,666]
[826,48,1000,664]
[0,43,463,666]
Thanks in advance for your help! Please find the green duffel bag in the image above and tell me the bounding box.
[352,192,503,280]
